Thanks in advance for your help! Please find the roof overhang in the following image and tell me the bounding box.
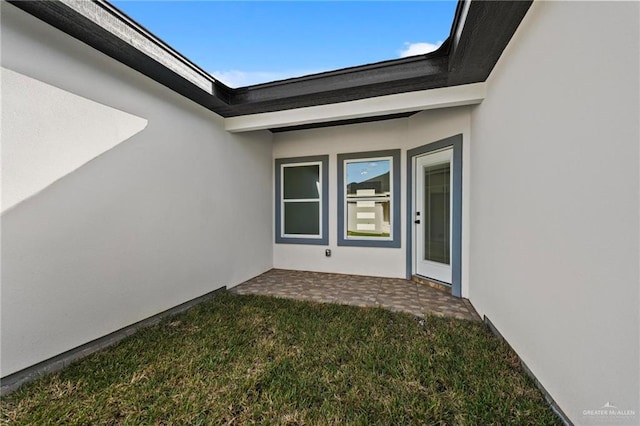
[225,82,486,133]
[7,0,532,125]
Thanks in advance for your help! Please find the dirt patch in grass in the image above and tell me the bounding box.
[1,292,560,425]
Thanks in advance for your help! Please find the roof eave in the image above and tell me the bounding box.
[6,0,532,119]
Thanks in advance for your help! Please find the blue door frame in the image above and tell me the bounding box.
[406,134,463,298]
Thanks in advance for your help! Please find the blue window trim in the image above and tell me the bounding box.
[406,134,462,297]
[275,155,329,245]
[337,149,401,248]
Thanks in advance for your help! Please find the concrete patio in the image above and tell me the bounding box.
[231,269,480,321]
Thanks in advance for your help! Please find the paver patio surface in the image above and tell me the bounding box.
[231,269,480,321]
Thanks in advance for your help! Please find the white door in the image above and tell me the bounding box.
[414,148,453,283]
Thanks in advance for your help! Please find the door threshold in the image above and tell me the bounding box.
[411,275,451,293]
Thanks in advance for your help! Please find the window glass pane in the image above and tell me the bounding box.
[345,159,391,238]
[424,163,450,264]
[284,202,320,235]
[284,165,320,199]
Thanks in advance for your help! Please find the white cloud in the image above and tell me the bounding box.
[211,69,324,88]
[399,41,443,58]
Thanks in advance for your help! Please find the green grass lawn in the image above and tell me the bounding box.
[1,292,560,425]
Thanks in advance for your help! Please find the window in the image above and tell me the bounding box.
[275,156,328,245]
[338,149,401,248]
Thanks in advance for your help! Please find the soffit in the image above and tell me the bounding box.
[226,82,486,133]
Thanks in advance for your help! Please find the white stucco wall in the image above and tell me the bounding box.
[469,2,639,424]
[0,3,273,377]
[273,107,471,295]
[1,67,148,212]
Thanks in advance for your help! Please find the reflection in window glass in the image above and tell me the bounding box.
[345,158,392,239]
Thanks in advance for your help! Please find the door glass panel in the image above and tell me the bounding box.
[283,165,320,199]
[423,163,450,264]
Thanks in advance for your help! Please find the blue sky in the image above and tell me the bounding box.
[347,160,390,184]
[111,1,457,87]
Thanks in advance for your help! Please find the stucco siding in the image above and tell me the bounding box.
[0,3,273,377]
[273,107,471,297]
[469,2,639,423]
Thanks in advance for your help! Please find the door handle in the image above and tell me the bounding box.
[414,220,421,224]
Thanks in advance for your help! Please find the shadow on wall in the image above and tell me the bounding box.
[1,67,148,213]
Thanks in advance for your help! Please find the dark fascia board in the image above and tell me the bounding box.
[7,0,236,116]
[447,1,533,85]
[231,45,450,104]
[7,0,532,119]
[229,60,451,116]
